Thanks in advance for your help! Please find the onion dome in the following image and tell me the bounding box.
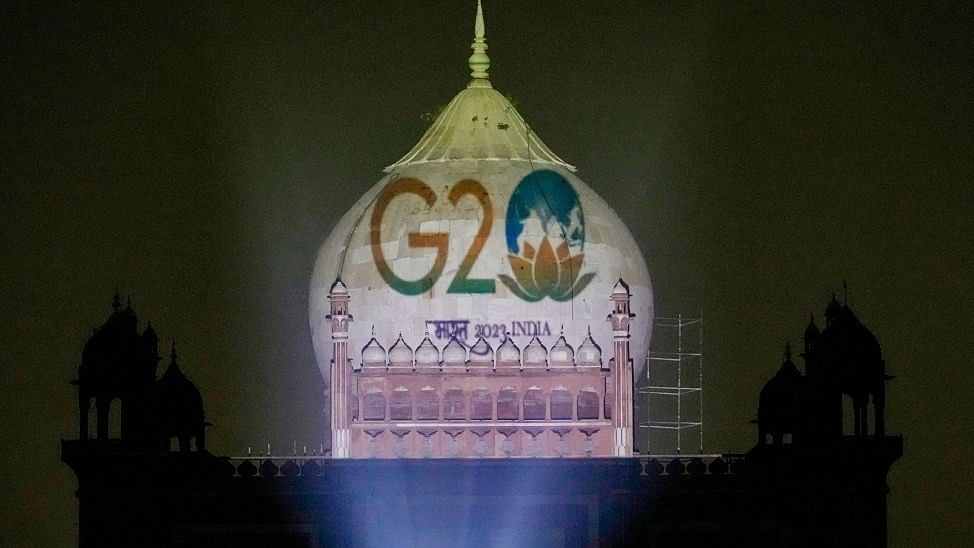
[387,0,572,173]
[576,327,602,367]
[330,278,348,295]
[549,328,574,367]
[236,459,258,478]
[819,298,886,386]
[442,336,467,367]
[361,328,387,367]
[757,344,805,437]
[153,341,207,450]
[280,459,299,477]
[467,336,494,367]
[496,333,520,367]
[301,457,322,477]
[259,459,279,478]
[309,2,655,387]
[523,336,548,368]
[414,332,440,367]
[387,334,414,368]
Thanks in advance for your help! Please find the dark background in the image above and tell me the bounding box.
[2,1,971,545]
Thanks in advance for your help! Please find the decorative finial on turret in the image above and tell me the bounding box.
[468,0,490,80]
[112,287,121,310]
[784,342,792,362]
[170,339,178,366]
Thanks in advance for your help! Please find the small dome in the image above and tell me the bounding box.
[153,342,206,443]
[496,334,520,365]
[758,345,805,429]
[414,333,440,367]
[549,331,574,367]
[442,336,467,366]
[612,279,630,296]
[387,334,414,367]
[577,328,602,367]
[361,332,386,367]
[330,278,348,294]
[523,337,548,367]
[468,337,494,366]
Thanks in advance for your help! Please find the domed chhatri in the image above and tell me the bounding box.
[467,336,494,366]
[387,334,414,368]
[442,336,468,367]
[361,329,387,368]
[309,0,653,387]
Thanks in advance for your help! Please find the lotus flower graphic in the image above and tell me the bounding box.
[500,170,595,302]
[499,237,595,302]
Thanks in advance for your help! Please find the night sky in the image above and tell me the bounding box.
[3,1,971,545]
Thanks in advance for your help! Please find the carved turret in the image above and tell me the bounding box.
[608,279,635,456]
[327,278,352,458]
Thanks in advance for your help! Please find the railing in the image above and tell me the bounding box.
[220,453,742,478]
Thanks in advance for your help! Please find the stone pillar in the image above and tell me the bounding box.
[327,279,352,458]
[608,279,635,456]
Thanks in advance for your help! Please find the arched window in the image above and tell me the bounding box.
[390,388,412,421]
[577,389,599,420]
[363,389,386,421]
[443,387,466,420]
[551,388,573,420]
[107,398,121,439]
[497,387,518,420]
[416,388,439,420]
[471,388,492,420]
[523,388,546,420]
[604,390,613,420]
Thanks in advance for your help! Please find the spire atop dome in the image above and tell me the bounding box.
[384,1,574,172]
[468,0,490,80]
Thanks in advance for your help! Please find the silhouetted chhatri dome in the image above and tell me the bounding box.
[73,293,208,452]
[309,0,654,388]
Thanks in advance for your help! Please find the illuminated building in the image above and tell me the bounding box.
[61,3,901,546]
[311,1,647,459]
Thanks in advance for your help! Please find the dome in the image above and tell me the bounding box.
[414,333,440,367]
[387,334,413,367]
[577,328,602,367]
[153,342,205,438]
[496,334,520,366]
[758,345,805,431]
[361,333,386,367]
[549,331,574,367]
[309,3,653,385]
[523,337,547,368]
[468,336,494,366]
[442,336,467,367]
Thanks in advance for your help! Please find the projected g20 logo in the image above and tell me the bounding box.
[370,170,594,301]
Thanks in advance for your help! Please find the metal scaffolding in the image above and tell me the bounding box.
[638,314,704,454]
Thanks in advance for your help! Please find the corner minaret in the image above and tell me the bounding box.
[327,278,352,458]
[608,279,635,456]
